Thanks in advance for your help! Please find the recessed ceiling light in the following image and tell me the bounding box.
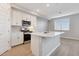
[46,4,50,7]
[36,9,40,12]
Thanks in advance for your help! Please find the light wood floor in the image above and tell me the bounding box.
[51,38,79,56]
[2,38,79,56]
[2,43,32,56]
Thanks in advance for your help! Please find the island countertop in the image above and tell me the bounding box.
[31,32,64,37]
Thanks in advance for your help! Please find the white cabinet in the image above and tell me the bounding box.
[11,26,23,46]
[11,31,23,46]
[11,8,37,46]
[22,12,31,21]
[12,9,22,26]
[30,15,37,32]
[11,9,31,26]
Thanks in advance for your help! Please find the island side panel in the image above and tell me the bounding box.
[42,35,61,56]
[31,35,42,56]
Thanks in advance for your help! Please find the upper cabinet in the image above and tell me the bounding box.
[30,15,37,32]
[11,8,31,26]
[11,8,37,31]
[11,9,23,26]
[22,12,31,21]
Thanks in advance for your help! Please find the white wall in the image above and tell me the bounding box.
[36,17,48,32]
[0,3,11,55]
[49,14,79,40]
[61,14,79,40]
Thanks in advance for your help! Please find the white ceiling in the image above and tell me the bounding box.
[13,3,79,19]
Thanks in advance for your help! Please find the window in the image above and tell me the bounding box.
[54,17,70,31]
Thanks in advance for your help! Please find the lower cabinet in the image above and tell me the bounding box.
[11,32,23,46]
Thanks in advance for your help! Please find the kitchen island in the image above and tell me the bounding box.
[31,32,64,56]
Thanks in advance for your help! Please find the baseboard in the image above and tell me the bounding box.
[0,46,11,56]
[61,37,79,40]
[46,43,60,56]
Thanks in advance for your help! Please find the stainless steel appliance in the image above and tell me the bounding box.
[21,20,31,43]
[21,20,31,32]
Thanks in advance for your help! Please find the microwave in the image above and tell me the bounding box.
[22,20,31,26]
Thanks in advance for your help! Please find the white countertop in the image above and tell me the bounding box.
[31,32,64,37]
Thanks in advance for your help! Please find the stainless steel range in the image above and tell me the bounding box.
[21,20,32,43]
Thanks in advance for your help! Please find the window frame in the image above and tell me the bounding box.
[53,17,70,31]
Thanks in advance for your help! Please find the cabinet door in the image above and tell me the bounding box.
[30,15,37,31]
[27,14,31,21]
[11,32,23,46]
[11,32,19,46]
[18,32,23,44]
[12,9,22,26]
[22,13,27,21]
[22,12,30,21]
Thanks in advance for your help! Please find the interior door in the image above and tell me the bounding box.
[0,15,10,55]
[0,4,10,55]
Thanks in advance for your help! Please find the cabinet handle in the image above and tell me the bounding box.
[17,37,19,39]
[8,19,10,21]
